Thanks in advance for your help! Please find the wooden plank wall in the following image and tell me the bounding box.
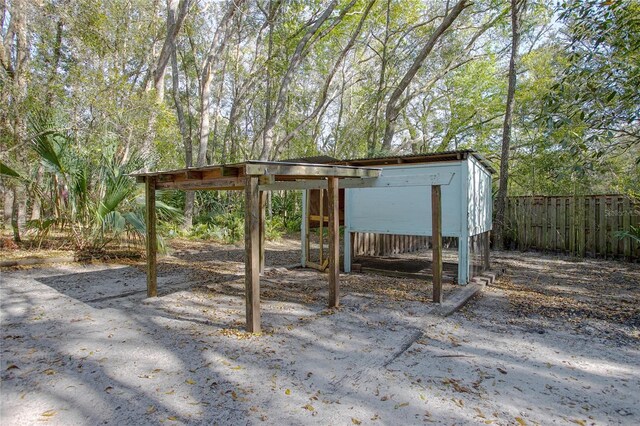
[352,233,431,257]
[503,195,639,260]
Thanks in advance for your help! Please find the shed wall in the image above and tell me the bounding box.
[345,162,463,237]
[467,155,493,236]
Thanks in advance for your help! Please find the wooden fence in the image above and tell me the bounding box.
[503,195,639,260]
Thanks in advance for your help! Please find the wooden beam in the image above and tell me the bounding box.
[245,162,380,178]
[432,185,442,303]
[145,177,157,297]
[328,177,340,308]
[319,188,324,266]
[156,177,244,191]
[244,176,261,333]
[301,190,309,267]
[258,172,455,191]
[259,190,266,273]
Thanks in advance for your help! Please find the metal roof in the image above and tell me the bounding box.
[333,150,496,174]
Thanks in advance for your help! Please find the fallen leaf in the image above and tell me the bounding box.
[570,420,586,426]
[147,405,156,414]
[167,416,178,421]
[185,379,196,385]
[285,389,291,395]
[303,404,315,411]
[43,369,56,376]
[351,418,362,425]
[515,417,526,426]
[41,410,57,417]
[394,402,409,409]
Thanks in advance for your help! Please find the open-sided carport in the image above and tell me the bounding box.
[132,158,460,333]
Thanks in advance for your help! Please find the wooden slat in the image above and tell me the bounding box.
[598,196,607,257]
[610,197,618,257]
[244,176,261,333]
[558,197,566,252]
[145,177,157,297]
[578,197,586,257]
[568,197,575,254]
[432,185,443,304]
[155,177,244,191]
[328,177,340,308]
[549,197,558,251]
[623,197,631,258]
[589,197,596,256]
[483,231,490,270]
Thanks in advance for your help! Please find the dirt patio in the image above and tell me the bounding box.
[1,238,638,425]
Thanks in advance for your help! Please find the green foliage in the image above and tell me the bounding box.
[614,225,640,245]
[18,112,175,254]
[542,0,640,164]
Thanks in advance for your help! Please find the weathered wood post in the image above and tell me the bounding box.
[145,176,157,297]
[432,185,442,303]
[483,231,491,270]
[328,177,340,308]
[319,188,324,266]
[244,176,261,333]
[259,190,266,273]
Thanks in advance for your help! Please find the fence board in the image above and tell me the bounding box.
[500,195,638,260]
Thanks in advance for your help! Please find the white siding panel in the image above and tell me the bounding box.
[467,156,493,236]
[347,163,463,237]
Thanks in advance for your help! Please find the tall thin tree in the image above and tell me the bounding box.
[494,0,525,249]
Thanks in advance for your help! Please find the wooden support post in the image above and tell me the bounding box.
[483,231,491,270]
[259,190,266,273]
[305,190,311,265]
[244,176,261,333]
[432,185,443,303]
[146,177,157,297]
[328,177,340,308]
[301,190,308,267]
[319,188,324,265]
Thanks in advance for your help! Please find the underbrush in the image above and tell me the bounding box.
[162,213,293,244]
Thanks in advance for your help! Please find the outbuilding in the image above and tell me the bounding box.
[301,150,494,285]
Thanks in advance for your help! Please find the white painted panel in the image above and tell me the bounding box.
[467,156,493,236]
[347,163,463,237]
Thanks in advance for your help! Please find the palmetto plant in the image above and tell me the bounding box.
[2,112,179,253]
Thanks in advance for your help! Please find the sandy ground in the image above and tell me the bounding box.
[1,239,638,425]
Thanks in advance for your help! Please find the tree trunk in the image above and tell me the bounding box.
[12,184,26,242]
[2,186,14,230]
[169,13,194,231]
[8,0,28,241]
[368,0,391,155]
[494,0,523,250]
[381,0,468,151]
[273,0,376,158]
[258,0,342,160]
[141,0,191,170]
[196,0,242,166]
